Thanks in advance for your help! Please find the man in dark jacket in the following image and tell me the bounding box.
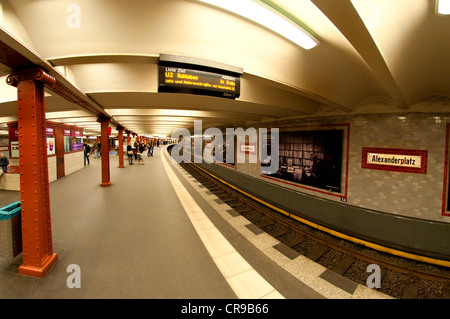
[127,143,133,165]
[84,142,91,166]
[0,153,9,176]
[137,143,145,165]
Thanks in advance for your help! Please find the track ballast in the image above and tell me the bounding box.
[178,160,450,299]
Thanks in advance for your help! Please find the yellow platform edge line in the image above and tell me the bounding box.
[191,163,450,268]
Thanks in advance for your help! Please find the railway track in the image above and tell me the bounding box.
[178,161,450,299]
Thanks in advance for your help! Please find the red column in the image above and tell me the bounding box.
[97,117,111,187]
[6,68,58,278]
[117,126,124,168]
[126,130,131,145]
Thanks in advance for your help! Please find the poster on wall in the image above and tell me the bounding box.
[10,141,19,158]
[262,130,343,192]
[64,130,71,152]
[46,127,55,155]
[71,130,83,151]
[46,137,55,155]
[71,142,83,152]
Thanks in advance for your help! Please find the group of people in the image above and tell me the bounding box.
[0,138,161,176]
[126,140,156,165]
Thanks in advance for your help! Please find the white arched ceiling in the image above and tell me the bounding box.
[0,0,448,137]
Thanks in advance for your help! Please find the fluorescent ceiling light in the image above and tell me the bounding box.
[199,0,319,49]
[437,0,450,14]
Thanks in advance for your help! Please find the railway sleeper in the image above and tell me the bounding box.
[306,245,330,262]
[222,198,238,204]
[443,287,450,299]
[214,191,228,196]
[227,202,246,209]
[256,220,276,228]
[243,213,263,223]
[331,256,356,276]
[283,235,307,248]
[401,282,419,299]
[268,227,290,238]
[232,207,253,214]
[197,179,212,185]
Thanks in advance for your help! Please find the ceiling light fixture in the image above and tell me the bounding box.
[436,0,450,14]
[198,0,319,49]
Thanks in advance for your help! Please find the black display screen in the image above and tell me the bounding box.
[158,65,240,99]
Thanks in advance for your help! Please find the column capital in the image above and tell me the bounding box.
[6,67,55,87]
[97,116,111,123]
[116,125,124,131]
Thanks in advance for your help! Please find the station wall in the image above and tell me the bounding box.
[215,113,450,223]
[64,152,84,176]
[0,152,83,191]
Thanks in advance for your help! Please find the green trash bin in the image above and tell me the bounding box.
[0,201,22,259]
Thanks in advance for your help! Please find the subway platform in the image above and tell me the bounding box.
[0,146,391,300]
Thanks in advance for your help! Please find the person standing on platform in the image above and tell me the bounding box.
[93,141,98,158]
[147,140,153,157]
[137,143,144,165]
[84,142,91,166]
[127,143,133,165]
[0,153,9,176]
[133,140,138,161]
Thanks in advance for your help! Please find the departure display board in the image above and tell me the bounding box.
[158,66,240,99]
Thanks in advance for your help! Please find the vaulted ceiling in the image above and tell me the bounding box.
[0,0,448,138]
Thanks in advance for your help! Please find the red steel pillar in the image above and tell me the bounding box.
[6,68,58,278]
[97,117,111,187]
[117,126,125,168]
[126,130,131,145]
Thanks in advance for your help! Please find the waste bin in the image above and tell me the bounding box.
[0,201,22,259]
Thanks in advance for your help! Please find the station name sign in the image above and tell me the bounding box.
[367,153,422,168]
[239,142,256,155]
[361,147,427,174]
